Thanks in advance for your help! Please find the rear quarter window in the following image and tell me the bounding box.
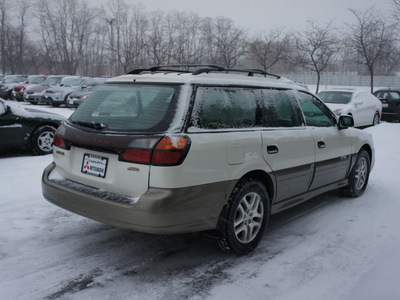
[190,87,259,130]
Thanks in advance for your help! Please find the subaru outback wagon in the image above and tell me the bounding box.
[42,65,375,254]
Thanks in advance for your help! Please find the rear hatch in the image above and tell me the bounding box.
[52,82,188,200]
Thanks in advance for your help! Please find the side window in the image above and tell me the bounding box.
[297,92,336,127]
[262,89,302,127]
[191,87,258,129]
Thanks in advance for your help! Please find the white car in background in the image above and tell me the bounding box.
[317,89,382,127]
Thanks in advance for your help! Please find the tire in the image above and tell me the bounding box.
[218,178,270,255]
[372,112,380,126]
[31,125,57,155]
[51,102,60,107]
[341,149,371,198]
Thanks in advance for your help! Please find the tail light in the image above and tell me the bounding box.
[120,136,191,166]
[53,125,69,150]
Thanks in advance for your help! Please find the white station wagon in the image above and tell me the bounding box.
[42,65,375,254]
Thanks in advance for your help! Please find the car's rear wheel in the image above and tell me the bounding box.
[218,178,270,255]
[31,125,57,155]
[341,149,370,197]
[372,112,380,126]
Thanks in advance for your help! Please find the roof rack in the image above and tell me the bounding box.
[127,65,281,79]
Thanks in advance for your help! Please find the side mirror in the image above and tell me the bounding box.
[338,115,354,130]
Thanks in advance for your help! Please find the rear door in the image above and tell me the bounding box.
[260,90,315,202]
[297,92,353,190]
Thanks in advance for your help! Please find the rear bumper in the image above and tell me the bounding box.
[42,163,234,234]
[381,112,400,122]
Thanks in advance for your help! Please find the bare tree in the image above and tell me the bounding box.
[169,11,203,65]
[36,0,99,75]
[346,7,396,92]
[295,20,338,94]
[0,0,12,74]
[213,17,248,68]
[145,11,174,66]
[249,28,292,71]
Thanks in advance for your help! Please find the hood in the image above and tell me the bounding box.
[69,90,94,98]
[5,100,66,122]
[26,84,48,93]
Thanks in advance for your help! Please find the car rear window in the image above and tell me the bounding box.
[69,84,180,133]
[318,91,352,104]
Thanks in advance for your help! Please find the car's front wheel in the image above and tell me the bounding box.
[218,178,270,255]
[372,112,380,126]
[341,149,371,197]
[31,125,57,155]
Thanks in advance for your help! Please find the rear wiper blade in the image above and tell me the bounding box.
[71,121,107,130]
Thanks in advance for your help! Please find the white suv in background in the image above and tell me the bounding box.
[42,65,375,254]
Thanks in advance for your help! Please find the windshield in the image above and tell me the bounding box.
[42,77,62,86]
[69,84,180,132]
[318,91,353,104]
[31,76,46,84]
[62,78,86,87]
[14,75,28,83]
[4,76,17,83]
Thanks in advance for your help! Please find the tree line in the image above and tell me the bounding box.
[1,0,400,92]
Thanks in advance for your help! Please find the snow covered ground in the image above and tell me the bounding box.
[1,107,400,299]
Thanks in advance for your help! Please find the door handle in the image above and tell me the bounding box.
[267,145,279,154]
[318,141,326,149]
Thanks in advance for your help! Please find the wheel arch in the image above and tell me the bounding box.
[360,143,373,165]
[240,170,275,204]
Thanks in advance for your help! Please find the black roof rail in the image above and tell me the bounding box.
[127,64,281,79]
[128,64,225,75]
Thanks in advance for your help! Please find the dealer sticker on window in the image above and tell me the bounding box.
[81,154,108,178]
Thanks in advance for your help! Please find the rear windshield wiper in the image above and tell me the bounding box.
[71,121,108,130]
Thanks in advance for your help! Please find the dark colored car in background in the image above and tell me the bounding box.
[0,99,65,155]
[373,89,400,122]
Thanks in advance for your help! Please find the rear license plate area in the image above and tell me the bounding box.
[81,154,108,178]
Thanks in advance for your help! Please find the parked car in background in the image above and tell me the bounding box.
[42,76,90,107]
[24,75,68,105]
[66,77,108,107]
[0,75,28,99]
[42,65,375,255]
[317,88,382,127]
[373,89,400,122]
[12,75,48,102]
[0,99,65,155]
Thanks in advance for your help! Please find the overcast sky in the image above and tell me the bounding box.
[91,0,392,33]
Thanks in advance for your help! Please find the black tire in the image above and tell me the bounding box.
[341,149,371,198]
[218,178,270,255]
[51,102,60,107]
[31,125,57,155]
[372,112,380,126]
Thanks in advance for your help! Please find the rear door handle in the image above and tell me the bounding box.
[318,141,326,149]
[267,145,279,154]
